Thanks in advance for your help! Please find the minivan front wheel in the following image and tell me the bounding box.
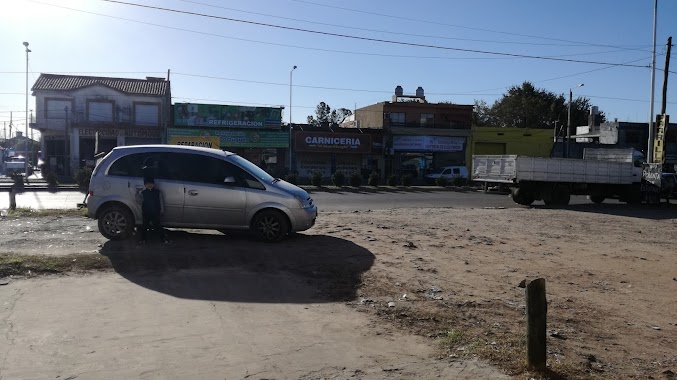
[98,205,134,240]
[252,210,289,242]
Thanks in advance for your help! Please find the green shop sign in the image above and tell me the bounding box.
[174,103,282,129]
[168,128,289,148]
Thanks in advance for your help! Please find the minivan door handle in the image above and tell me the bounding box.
[188,190,199,196]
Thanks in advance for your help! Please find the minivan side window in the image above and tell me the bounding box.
[108,154,144,177]
[181,154,254,187]
[453,168,460,175]
[108,152,179,180]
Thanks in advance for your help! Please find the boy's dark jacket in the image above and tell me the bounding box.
[139,188,164,215]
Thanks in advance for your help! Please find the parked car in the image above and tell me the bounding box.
[425,166,469,184]
[86,145,317,242]
[3,157,33,176]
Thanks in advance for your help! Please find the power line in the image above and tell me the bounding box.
[98,0,650,68]
[172,72,503,96]
[26,1,630,63]
[290,0,654,53]
[173,0,638,50]
[462,55,658,95]
[0,71,166,75]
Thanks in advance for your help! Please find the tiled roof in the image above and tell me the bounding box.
[31,73,169,96]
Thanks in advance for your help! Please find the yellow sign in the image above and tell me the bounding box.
[653,114,669,163]
[168,136,221,149]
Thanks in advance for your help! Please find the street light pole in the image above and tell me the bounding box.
[23,41,31,180]
[647,0,658,163]
[566,83,584,158]
[289,65,297,172]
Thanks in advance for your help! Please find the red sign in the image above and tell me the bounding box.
[295,131,373,154]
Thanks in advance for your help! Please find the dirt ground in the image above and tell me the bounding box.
[0,205,676,379]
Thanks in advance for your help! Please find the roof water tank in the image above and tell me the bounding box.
[395,86,403,96]
[590,106,599,115]
[416,86,425,98]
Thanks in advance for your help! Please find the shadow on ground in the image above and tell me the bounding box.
[533,202,676,220]
[100,231,374,303]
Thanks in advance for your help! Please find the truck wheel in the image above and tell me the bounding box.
[589,195,605,204]
[511,188,534,206]
[98,205,134,240]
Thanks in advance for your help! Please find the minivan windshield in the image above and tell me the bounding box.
[230,154,276,183]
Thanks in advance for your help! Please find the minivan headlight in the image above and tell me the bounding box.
[295,196,314,209]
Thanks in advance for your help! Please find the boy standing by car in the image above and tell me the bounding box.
[138,177,169,244]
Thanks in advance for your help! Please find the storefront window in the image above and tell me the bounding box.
[398,153,433,179]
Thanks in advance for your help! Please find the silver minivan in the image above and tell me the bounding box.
[86,145,317,242]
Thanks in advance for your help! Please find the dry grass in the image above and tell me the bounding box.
[0,253,111,277]
[356,273,607,380]
[5,207,88,218]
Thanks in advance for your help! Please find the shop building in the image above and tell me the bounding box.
[168,103,288,176]
[351,86,473,180]
[553,120,677,164]
[470,127,554,157]
[291,126,383,179]
[30,74,170,175]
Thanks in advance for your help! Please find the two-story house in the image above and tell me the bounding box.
[352,86,473,180]
[30,74,171,175]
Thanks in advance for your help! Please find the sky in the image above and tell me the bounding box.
[1,0,676,137]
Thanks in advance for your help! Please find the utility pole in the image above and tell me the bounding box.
[9,112,13,139]
[651,36,672,165]
[30,110,34,165]
[65,106,70,176]
[23,41,31,179]
[3,121,6,141]
[289,65,297,172]
[647,0,658,163]
[661,37,672,115]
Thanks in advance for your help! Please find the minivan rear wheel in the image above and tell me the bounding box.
[98,205,134,240]
[252,210,289,242]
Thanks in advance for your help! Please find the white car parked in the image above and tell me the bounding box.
[425,166,469,185]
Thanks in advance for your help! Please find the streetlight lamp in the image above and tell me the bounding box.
[288,65,297,172]
[23,41,31,180]
[566,83,584,158]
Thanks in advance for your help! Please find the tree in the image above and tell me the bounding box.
[473,99,492,127]
[474,81,605,129]
[307,102,353,127]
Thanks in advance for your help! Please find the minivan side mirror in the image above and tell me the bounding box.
[224,176,237,185]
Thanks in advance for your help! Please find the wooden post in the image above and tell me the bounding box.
[525,278,547,370]
[9,186,17,210]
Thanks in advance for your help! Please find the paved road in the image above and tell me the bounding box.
[310,189,607,211]
[0,271,507,379]
[0,188,609,211]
